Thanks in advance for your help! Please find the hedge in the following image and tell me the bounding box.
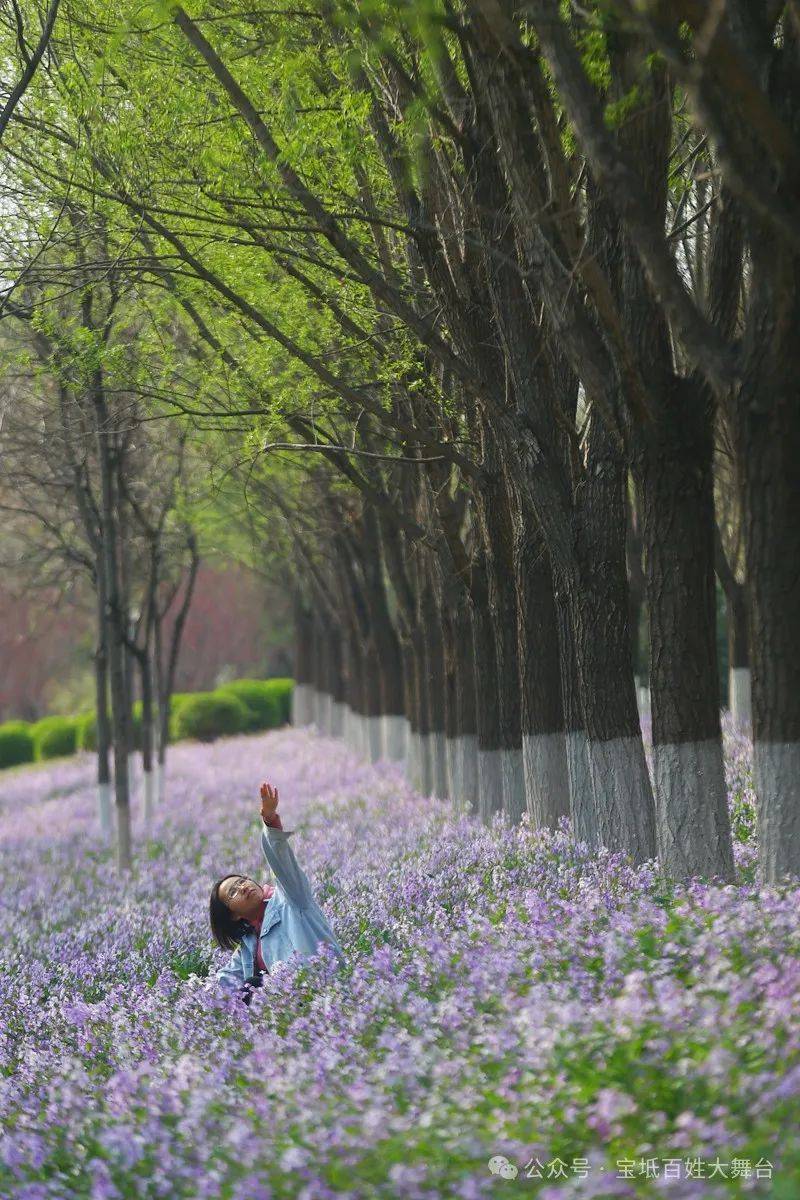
[172,691,250,743]
[31,716,78,761]
[265,678,293,725]
[0,722,35,769]
[217,679,279,731]
[1,677,295,770]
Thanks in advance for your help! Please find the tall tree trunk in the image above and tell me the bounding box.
[476,457,525,824]
[452,598,479,816]
[138,650,155,826]
[727,584,751,733]
[635,381,735,882]
[292,595,314,727]
[514,518,570,830]
[554,589,594,845]
[91,385,131,873]
[471,558,503,825]
[736,364,800,883]
[93,565,112,839]
[569,413,657,865]
[422,583,449,799]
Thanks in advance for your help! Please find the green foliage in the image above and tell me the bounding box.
[76,710,100,752]
[265,677,294,725]
[31,716,78,761]
[172,691,250,743]
[0,722,35,768]
[217,678,278,731]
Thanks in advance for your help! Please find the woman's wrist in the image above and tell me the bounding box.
[262,812,283,830]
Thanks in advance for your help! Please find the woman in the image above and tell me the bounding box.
[210,781,345,1001]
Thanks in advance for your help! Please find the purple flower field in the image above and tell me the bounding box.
[1,720,798,1199]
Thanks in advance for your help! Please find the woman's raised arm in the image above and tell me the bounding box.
[259,781,315,910]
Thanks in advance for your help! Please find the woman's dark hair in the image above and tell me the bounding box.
[210,875,251,951]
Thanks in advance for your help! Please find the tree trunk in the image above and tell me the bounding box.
[91,385,132,873]
[453,599,479,816]
[554,588,594,846]
[635,381,735,882]
[93,568,113,839]
[421,581,448,798]
[477,462,525,824]
[737,380,800,883]
[514,521,570,830]
[292,596,315,726]
[138,650,155,826]
[471,559,503,825]
[569,413,657,865]
[727,584,751,733]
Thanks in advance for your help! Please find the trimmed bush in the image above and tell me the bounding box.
[217,679,279,732]
[0,721,35,769]
[172,691,249,743]
[32,716,78,761]
[76,711,98,753]
[264,678,294,725]
[167,693,193,743]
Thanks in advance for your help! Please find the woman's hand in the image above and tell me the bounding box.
[260,781,279,823]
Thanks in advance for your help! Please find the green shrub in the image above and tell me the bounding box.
[168,693,192,742]
[217,679,279,731]
[0,721,35,769]
[32,716,78,761]
[264,677,294,725]
[76,711,98,752]
[172,691,249,743]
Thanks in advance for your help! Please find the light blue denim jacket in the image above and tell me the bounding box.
[214,822,345,992]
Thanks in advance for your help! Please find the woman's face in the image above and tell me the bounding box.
[219,874,263,920]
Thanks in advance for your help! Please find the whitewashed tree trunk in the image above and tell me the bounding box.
[460,735,479,817]
[755,743,800,883]
[367,716,383,762]
[430,730,448,798]
[446,736,460,812]
[523,733,570,829]
[566,730,595,848]
[730,668,752,733]
[501,748,526,825]
[382,714,407,762]
[98,782,113,838]
[478,749,503,827]
[330,700,345,737]
[143,769,155,825]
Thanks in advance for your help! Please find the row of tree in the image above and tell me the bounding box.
[0,1,797,882]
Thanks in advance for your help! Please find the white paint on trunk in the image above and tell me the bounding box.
[156,761,166,805]
[566,731,595,849]
[405,729,421,789]
[478,748,504,827]
[446,737,460,812]
[291,683,313,725]
[523,732,570,829]
[730,668,752,733]
[98,782,113,837]
[418,733,434,797]
[127,756,136,802]
[587,736,656,863]
[460,735,479,816]
[367,716,384,762]
[501,747,526,825]
[321,691,334,734]
[654,739,734,880]
[330,700,345,738]
[343,706,355,749]
[143,770,156,825]
[754,741,800,883]
[382,715,407,762]
[429,731,448,798]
